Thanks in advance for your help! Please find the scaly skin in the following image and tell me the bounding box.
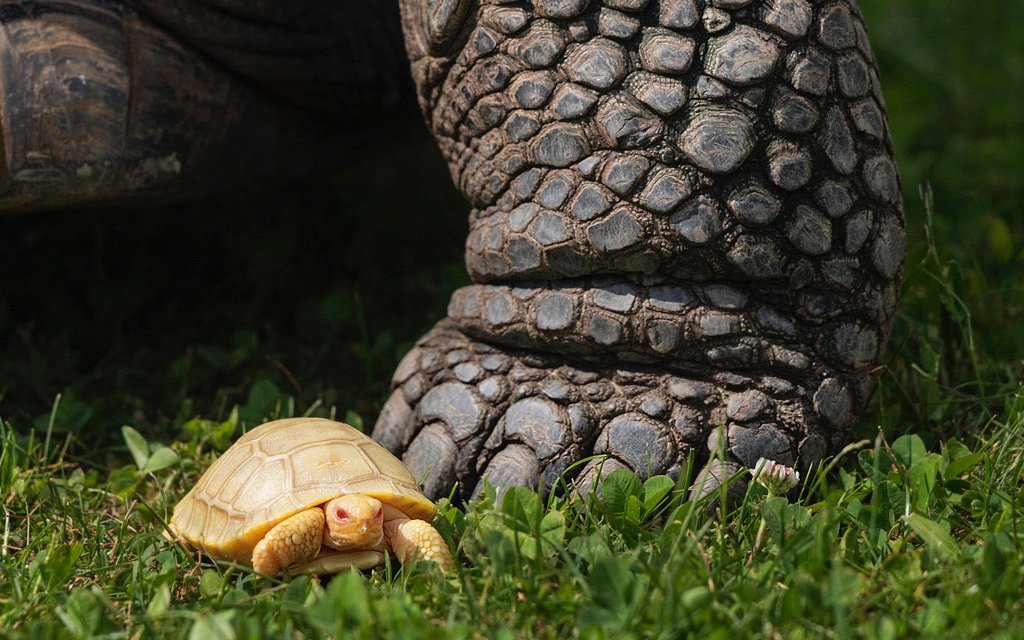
[251,508,325,576]
[374,0,904,502]
[382,505,453,570]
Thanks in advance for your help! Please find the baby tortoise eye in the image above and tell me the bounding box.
[426,0,471,53]
[335,509,349,521]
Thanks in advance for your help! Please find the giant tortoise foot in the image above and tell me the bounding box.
[373,318,851,502]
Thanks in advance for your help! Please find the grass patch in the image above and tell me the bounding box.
[1,395,1022,638]
[2,0,1024,636]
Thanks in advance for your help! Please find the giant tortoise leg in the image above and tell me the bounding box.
[0,0,333,211]
[376,0,904,504]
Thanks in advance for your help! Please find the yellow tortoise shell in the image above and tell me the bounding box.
[169,418,435,564]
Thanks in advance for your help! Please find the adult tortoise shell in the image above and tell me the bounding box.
[169,418,449,574]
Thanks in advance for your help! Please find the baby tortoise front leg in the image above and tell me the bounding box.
[382,505,453,570]
[251,509,325,576]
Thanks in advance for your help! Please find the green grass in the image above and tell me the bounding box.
[1,386,1023,638]
[2,0,1024,637]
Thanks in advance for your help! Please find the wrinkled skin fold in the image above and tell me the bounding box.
[372,0,904,502]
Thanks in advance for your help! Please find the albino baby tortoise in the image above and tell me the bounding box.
[169,418,452,575]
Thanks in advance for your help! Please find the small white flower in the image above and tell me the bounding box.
[751,458,801,494]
